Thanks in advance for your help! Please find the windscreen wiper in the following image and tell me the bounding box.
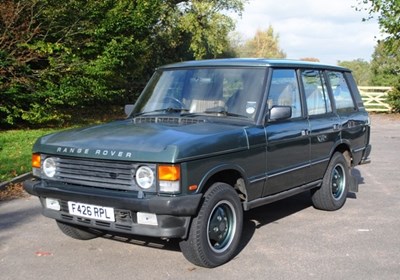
[133,107,190,117]
[202,109,249,118]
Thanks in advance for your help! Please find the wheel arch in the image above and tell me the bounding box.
[332,142,352,167]
[197,164,248,202]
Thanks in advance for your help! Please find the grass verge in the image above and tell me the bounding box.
[0,128,59,182]
[0,107,125,200]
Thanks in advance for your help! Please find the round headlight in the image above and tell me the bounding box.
[135,166,154,189]
[43,157,57,178]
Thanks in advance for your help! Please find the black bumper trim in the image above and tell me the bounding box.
[360,144,372,165]
[42,207,191,239]
[24,179,202,216]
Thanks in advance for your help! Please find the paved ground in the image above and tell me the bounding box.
[0,114,399,280]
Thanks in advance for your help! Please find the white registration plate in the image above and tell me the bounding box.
[68,201,115,222]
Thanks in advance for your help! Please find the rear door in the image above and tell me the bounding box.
[301,69,341,181]
[263,69,310,196]
[326,71,369,164]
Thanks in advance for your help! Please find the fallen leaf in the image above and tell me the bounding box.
[35,251,52,257]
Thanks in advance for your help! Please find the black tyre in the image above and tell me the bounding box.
[56,221,101,240]
[179,183,243,268]
[311,152,350,211]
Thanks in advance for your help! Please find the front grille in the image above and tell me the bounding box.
[53,157,138,191]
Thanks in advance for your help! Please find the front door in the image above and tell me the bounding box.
[263,69,310,196]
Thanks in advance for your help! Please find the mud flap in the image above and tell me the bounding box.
[348,172,359,193]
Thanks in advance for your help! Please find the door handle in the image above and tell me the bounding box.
[301,129,310,136]
[333,124,341,131]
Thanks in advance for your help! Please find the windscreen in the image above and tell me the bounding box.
[132,67,267,121]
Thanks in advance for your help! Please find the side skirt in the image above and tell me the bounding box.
[243,180,322,211]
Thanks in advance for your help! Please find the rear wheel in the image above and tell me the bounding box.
[311,152,350,211]
[179,182,243,268]
[56,221,102,240]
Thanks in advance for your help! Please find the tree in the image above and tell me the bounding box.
[369,40,400,111]
[338,59,372,86]
[237,26,286,58]
[355,0,400,111]
[355,0,400,52]
[178,0,245,59]
[300,57,320,62]
[370,41,400,86]
[1,0,170,126]
[0,0,245,128]
[0,0,45,125]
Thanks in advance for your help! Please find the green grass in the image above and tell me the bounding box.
[0,128,60,182]
[0,106,125,183]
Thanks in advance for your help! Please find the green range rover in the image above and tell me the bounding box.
[24,58,371,267]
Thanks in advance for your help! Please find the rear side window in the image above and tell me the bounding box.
[327,71,356,113]
[301,70,332,116]
[267,69,302,118]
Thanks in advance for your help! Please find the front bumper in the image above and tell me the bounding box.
[24,179,202,239]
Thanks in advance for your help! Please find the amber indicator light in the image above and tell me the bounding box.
[158,165,180,181]
[32,154,41,168]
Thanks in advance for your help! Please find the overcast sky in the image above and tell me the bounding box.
[231,0,382,65]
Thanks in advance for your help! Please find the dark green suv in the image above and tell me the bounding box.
[24,59,371,267]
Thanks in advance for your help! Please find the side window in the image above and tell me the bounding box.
[267,69,302,118]
[327,71,356,113]
[301,70,332,115]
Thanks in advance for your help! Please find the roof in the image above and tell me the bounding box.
[159,58,349,72]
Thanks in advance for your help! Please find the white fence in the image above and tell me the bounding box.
[358,86,392,112]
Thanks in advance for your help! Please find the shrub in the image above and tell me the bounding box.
[387,79,400,113]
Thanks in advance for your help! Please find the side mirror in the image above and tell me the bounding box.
[124,104,135,117]
[269,106,292,121]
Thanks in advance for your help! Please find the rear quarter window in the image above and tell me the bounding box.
[327,71,356,113]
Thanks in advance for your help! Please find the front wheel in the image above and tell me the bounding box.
[311,152,350,211]
[179,183,243,268]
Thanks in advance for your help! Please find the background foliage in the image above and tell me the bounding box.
[355,0,400,111]
[235,26,286,58]
[0,0,245,128]
[1,0,399,129]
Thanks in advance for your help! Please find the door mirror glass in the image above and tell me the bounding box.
[269,106,292,121]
